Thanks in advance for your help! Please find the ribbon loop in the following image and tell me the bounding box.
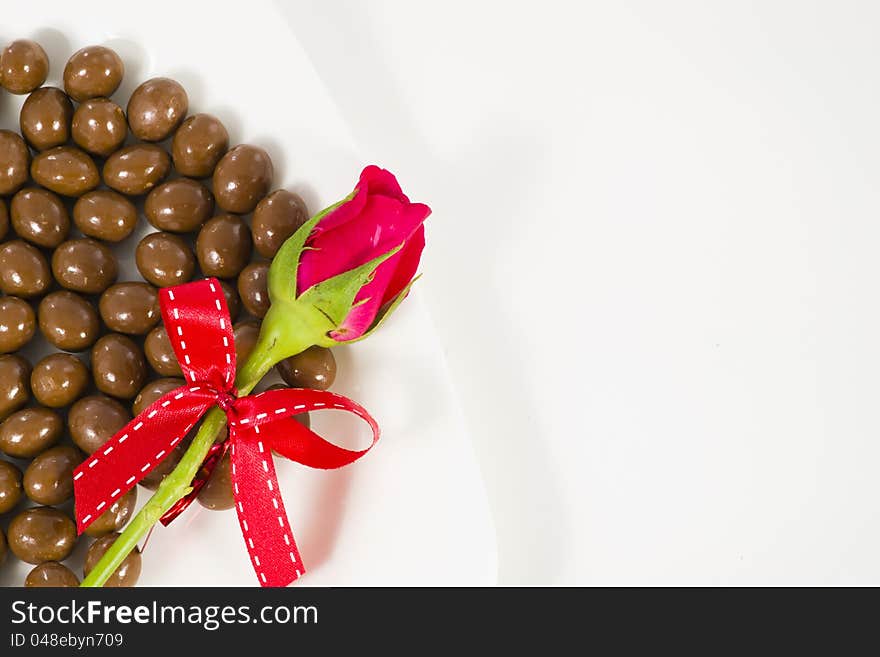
[160,279,237,393]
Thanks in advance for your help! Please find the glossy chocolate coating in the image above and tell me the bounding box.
[0,460,23,514]
[31,353,89,408]
[103,144,170,196]
[0,407,63,458]
[197,452,234,510]
[252,190,309,258]
[71,98,127,157]
[31,146,100,197]
[99,282,160,335]
[0,528,5,565]
[237,262,270,318]
[127,77,188,142]
[73,190,137,242]
[196,214,252,278]
[132,377,184,416]
[25,562,80,587]
[0,130,30,195]
[63,45,124,102]
[84,532,141,586]
[83,487,137,538]
[91,333,147,399]
[19,87,73,150]
[0,296,35,353]
[136,232,195,288]
[277,346,337,390]
[52,238,118,294]
[24,445,82,505]
[8,507,76,564]
[0,355,31,421]
[69,395,130,454]
[233,320,261,365]
[172,113,229,178]
[38,290,101,351]
[10,187,70,247]
[0,241,51,298]
[0,40,49,94]
[213,145,273,213]
[144,325,182,377]
[144,178,213,233]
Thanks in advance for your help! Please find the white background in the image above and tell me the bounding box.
[285,0,880,584]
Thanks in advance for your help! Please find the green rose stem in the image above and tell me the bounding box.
[80,311,314,588]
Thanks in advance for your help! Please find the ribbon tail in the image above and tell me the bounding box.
[229,427,304,587]
[73,386,217,534]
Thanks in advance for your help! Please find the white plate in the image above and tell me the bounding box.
[0,0,496,586]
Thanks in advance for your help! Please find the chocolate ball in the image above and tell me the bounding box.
[127,77,188,142]
[23,445,83,506]
[252,190,309,258]
[38,290,101,351]
[172,113,229,178]
[145,178,214,233]
[0,355,31,422]
[136,232,196,287]
[0,130,30,196]
[31,146,100,197]
[69,395,130,454]
[0,460,23,514]
[83,487,137,538]
[73,190,138,242]
[19,87,73,151]
[31,353,90,408]
[71,98,127,157]
[219,279,241,321]
[91,334,147,399]
[196,215,252,278]
[132,377,184,416]
[63,45,124,102]
[0,407,63,458]
[212,145,273,213]
[197,452,234,510]
[237,262,270,318]
[233,321,261,365]
[25,562,80,587]
[277,346,337,390]
[0,40,49,94]
[0,241,51,298]
[103,144,170,196]
[52,238,118,294]
[99,282,160,335]
[8,507,77,564]
[10,187,70,248]
[0,296,35,353]
[144,325,182,377]
[84,532,141,587]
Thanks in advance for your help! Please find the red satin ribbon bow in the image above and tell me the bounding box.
[73,278,379,587]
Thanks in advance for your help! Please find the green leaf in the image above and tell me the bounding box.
[332,274,421,344]
[267,195,353,305]
[297,242,404,329]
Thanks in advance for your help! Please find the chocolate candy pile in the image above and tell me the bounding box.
[0,39,338,587]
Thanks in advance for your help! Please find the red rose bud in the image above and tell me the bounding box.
[266,166,430,348]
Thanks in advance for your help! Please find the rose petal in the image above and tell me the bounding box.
[382,224,425,305]
[297,196,428,296]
